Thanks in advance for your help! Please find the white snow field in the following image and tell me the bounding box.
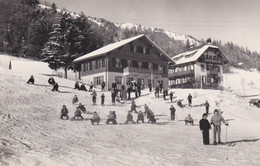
[0,54,260,166]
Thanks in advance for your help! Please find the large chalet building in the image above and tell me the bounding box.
[168,44,228,89]
[73,34,174,90]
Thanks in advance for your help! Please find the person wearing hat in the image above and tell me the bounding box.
[199,113,211,145]
[210,109,228,145]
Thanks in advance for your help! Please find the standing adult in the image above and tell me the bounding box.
[111,88,116,104]
[149,83,152,92]
[187,93,193,107]
[101,81,106,91]
[210,109,228,145]
[170,105,176,120]
[101,93,105,106]
[205,100,210,114]
[127,86,131,100]
[199,113,211,145]
[91,90,97,105]
[169,91,174,103]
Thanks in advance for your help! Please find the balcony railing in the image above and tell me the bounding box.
[168,70,194,78]
[123,67,163,76]
[207,70,219,75]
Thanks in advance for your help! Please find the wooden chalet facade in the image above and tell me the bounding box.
[73,34,174,90]
[168,44,228,89]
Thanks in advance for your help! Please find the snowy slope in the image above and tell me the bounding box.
[1,55,260,166]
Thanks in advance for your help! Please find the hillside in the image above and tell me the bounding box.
[1,55,260,166]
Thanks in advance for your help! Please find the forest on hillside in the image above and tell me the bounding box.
[0,0,260,75]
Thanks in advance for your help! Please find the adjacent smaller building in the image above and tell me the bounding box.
[168,44,228,89]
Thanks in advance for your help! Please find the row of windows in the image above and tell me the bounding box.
[201,64,220,72]
[112,58,166,72]
[169,64,194,73]
[83,59,105,72]
[130,45,150,55]
[169,77,193,85]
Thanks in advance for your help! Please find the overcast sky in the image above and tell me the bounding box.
[49,0,260,52]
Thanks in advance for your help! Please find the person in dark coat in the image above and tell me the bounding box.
[127,86,131,100]
[199,113,211,145]
[163,88,167,100]
[60,105,69,120]
[101,81,106,91]
[72,95,78,105]
[137,111,144,123]
[148,112,156,124]
[111,89,116,104]
[48,77,55,85]
[149,83,152,92]
[125,111,136,124]
[106,111,117,124]
[159,82,163,93]
[80,83,87,91]
[27,75,34,84]
[130,100,138,113]
[169,91,174,103]
[112,81,117,90]
[91,90,97,105]
[91,112,100,125]
[205,100,210,114]
[170,105,176,120]
[101,93,105,106]
[74,81,80,90]
[77,103,86,113]
[72,108,84,120]
[187,93,193,107]
[52,83,60,92]
[177,100,183,108]
[155,86,160,98]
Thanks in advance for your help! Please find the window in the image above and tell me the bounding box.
[158,65,163,72]
[132,60,139,68]
[95,60,98,69]
[144,47,150,55]
[138,62,142,68]
[98,59,102,68]
[148,63,152,69]
[191,64,194,70]
[201,64,205,71]
[153,64,158,70]
[121,59,127,68]
[94,76,104,85]
[136,46,143,54]
[115,58,122,68]
[102,58,105,67]
[83,63,86,72]
[86,62,92,70]
[127,77,134,85]
[115,76,122,84]
[143,62,149,69]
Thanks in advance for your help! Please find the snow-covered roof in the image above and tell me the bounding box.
[172,45,227,66]
[73,34,174,63]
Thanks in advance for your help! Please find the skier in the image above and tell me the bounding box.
[101,93,105,106]
[187,93,193,107]
[77,103,86,113]
[125,111,136,124]
[199,113,211,145]
[80,83,87,91]
[60,105,69,120]
[205,100,210,114]
[91,90,97,105]
[106,111,117,124]
[72,95,78,105]
[91,112,100,125]
[27,75,34,84]
[148,111,156,124]
[74,81,80,90]
[101,81,106,91]
[170,105,176,120]
[149,83,152,92]
[89,82,94,92]
[130,100,138,113]
[137,111,144,123]
[48,77,55,85]
[72,108,84,120]
[52,82,60,92]
[210,109,228,145]
[169,91,174,103]
[185,114,194,125]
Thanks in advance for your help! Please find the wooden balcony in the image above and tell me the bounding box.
[168,70,194,78]
[123,67,163,76]
[207,70,219,75]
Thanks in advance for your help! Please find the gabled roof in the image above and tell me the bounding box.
[73,34,174,63]
[171,44,228,66]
